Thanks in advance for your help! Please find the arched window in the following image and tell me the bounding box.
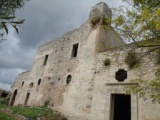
[29,82,34,88]
[38,79,41,86]
[66,75,72,84]
[22,81,24,87]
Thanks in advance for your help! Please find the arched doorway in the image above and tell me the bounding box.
[24,92,30,106]
[10,89,17,106]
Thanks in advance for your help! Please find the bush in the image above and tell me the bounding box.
[103,58,111,66]
[125,50,139,68]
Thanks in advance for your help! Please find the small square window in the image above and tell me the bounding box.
[71,43,79,58]
[43,54,49,65]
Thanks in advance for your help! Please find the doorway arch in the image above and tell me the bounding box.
[10,89,18,106]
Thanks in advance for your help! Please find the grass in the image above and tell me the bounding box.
[0,111,15,120]
[0,98,67,120]
[11,106,53,120]
[0,103,8,109]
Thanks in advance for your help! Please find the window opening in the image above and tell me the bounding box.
[38,79,41,86]
[43,54,49,65]
[66,75,72,84]
[71,43,79,58]
[24,93,30,105]
[29,82,34,88]
[110,94,131,120]
[10,89,17,106]
[115,69,127,82]
[22,81,24,87]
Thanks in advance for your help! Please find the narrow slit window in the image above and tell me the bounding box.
[43,54,49,65]
[22,81,24,87]
[66,75,72,84]
[71,43,79,58]
[38,79,41,86]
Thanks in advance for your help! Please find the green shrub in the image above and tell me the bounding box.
[125,50,139,68]
[103,58,111,66]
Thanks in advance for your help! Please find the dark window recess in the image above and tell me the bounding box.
[66,75,72,84]
[1,92,8,98]
[24,93,30,105]
[38,79,41,86]
[43,54,49,65]
[22,81,24,87]
[115,69,127,82]
[29,83,34,88]
[10,89,17,106]
[71,43,79,58]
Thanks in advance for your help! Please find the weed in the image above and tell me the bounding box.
[125,50,139,68]
[103,58,111,66]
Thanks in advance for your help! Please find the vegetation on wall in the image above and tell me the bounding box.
[43,100,50,108]
[125,67,160,103]
[125,50,139,68]
[103,58,111,66]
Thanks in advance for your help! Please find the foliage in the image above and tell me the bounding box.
[103,58,111,66]
[0,111,15,120]
[0,0,29,42]
[113,0,160,44]
[113,0,160,103]
[125,67,160,103]
[125,50,139,68]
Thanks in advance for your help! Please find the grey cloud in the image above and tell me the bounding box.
[0,0,121,91]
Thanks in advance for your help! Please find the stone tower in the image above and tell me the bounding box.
[9,2,160,120]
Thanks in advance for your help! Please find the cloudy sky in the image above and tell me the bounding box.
[0,0,122,91]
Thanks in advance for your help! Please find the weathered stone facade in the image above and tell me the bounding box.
[9,2,160,120]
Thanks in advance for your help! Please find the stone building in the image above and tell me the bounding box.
[9,2,160,120]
